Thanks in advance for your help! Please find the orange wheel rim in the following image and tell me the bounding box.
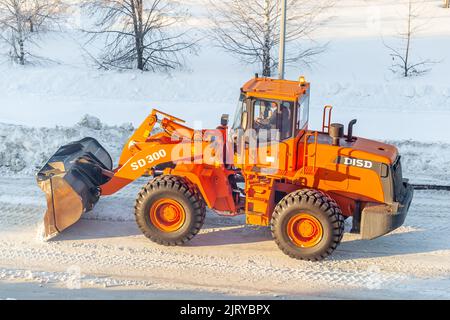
[287,214,323,248]
[149,198,186,232]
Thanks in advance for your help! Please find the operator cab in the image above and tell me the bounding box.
[231,75,310,142]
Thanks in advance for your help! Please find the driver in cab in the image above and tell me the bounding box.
[254,101,278,131]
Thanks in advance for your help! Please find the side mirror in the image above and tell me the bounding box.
[241,111,248,130]
[221,114,229,126]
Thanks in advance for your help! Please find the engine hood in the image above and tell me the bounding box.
[350,137,398,164]
[317,133,399,164]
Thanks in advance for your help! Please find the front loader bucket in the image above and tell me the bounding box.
[36,137,113,240]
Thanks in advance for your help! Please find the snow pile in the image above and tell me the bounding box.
[388,140,450,185]
[0,116,134,175]
[0,119,449,185]
[77,114,103,130]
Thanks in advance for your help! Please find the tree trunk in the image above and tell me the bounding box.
[131,0,144,70]
[18,15,25,65]
[404,0,412,77]
[262,0,271,77]
[262,38,271,77]
[136,41,144,70]
[445,0,450,8]
[18,38,25,65]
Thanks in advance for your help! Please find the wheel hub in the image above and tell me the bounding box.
[287,214,323,248]
[298,220,316,237]
[150,199,186,232]
[161,205,179,222]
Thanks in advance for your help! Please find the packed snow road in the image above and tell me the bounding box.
[0,177,449,299]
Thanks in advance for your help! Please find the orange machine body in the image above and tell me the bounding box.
[99,77,402,232]
[100,109,238,214]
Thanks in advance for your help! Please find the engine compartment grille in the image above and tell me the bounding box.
[392,156,406,202]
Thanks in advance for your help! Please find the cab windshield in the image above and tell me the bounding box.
[231,94,246,130]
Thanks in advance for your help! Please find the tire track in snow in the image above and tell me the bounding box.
[0,178,449,297]
[0,238,408,290]
[0,202,44,230]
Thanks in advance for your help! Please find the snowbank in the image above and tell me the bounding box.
[386,140,450,185]
[0,116,133,175]
[0,119,448,185]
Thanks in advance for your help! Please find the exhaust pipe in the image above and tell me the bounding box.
[346,119,357,142]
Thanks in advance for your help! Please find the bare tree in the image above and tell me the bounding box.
[26,0,65,33]
[385,0,435,77]
[0,0,66,65]
[207,0,331,77]
[81,0,197,72]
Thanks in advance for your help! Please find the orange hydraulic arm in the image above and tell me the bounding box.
[100,109,196,195]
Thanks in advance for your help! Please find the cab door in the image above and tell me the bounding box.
[243,99,296,173]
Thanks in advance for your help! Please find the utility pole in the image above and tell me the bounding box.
[278,0,287,79]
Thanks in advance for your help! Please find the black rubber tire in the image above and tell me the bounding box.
[135,175,206,246]
[271,189,345,261]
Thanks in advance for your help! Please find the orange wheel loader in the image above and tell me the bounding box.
[37,75,413,261]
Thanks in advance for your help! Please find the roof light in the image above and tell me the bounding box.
[299,76,306,86]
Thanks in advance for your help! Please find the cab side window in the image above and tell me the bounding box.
[280,101,293,140]
[296,95,309,132]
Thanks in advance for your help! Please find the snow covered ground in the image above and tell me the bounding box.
[0,0,449,299]
[0,177,450,299]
